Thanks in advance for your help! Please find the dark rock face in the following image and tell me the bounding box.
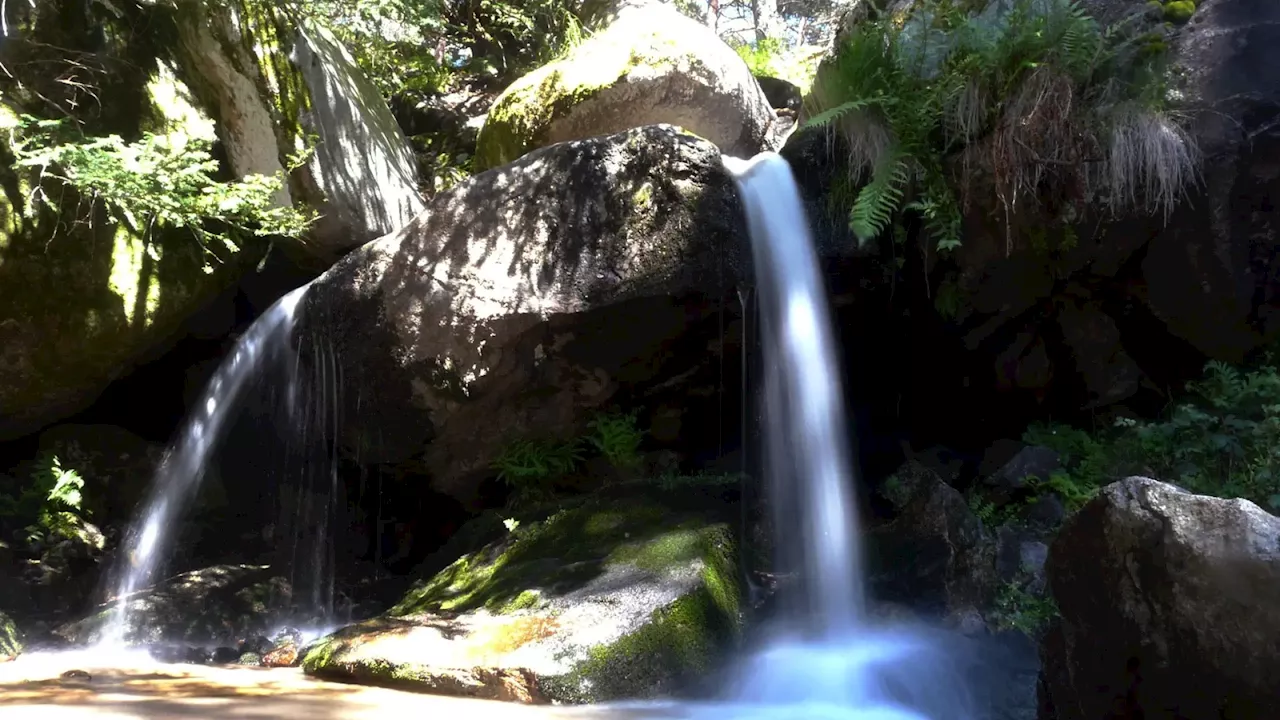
[868,462,997,619]
[55,564,293,647]
[1038,477,1280,720]
[1142,0,1280,360]
[784,0,1280,437]
[754,76,802,112]
[36,424,162,530]
[303,124,749,506]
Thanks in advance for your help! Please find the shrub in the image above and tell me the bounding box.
[1021,361,1280,514]
[805,0,1198,251]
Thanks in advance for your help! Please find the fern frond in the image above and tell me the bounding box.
[803,97,885,130]
[849,155,909,244]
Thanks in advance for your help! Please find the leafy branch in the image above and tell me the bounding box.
[9,115,314,260]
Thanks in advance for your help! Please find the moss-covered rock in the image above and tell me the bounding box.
[303,483,744,703]
[0,77,270,441]
[474,3,776,171]
[0,610,22,660]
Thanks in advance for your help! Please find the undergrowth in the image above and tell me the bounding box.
[805,0,1198,252]
[492,410,647,508]
[1020,360,1280,514]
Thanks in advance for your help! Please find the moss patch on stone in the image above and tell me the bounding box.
[473,23,687,171]
[1162,0,1196,23]
[390,486,735,617]
[540,523,741,703]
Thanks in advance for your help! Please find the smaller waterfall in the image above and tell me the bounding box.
[100,285,310,645]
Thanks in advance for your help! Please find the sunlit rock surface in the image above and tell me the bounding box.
[474,3,779,171]
[303,124,748,504]
[290,24,427,256]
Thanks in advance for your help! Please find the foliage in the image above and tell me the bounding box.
[1114,361,1280,511]
[805,0,1197,252]
[735,37,788,76]
[0,454,89,545]
[492,437,584,504]
[1020,361,1280,514]
[9,116,314,262]
[586,411,646,470]
[990,578,1058,635]
[299,0,585,97]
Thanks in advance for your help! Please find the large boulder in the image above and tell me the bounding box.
[474,3,779,171]
[302,124,747,506]
[867,462,997,622]
[1038,477,1280,720]
[302,483,743,703]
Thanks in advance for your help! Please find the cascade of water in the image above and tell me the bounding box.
[100,285,310,645]
[690,153,972,719]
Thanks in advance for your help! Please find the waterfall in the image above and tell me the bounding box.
[99,285,313,645]
[640,154,974,719]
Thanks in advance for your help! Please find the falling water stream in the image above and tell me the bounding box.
[99,285,311,645]
[589,153,975,720]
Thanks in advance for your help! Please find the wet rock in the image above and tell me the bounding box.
[303,483,743,703]
[55,564,292,647]
[983,445,1061,502]
[212,647,240,664]
[868,462,997,619]
[0,610,22,661]
[305,124,748,506]
[1038,477,1280,720]
[262,642,300,668]
[475,3,777,170]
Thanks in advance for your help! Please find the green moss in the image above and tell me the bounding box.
[491,589,545,614]
[0,611,22,658]
[474,21,688,171]
[631,182,654,212]
[1162,0,1196,23]
[540,524,741,703]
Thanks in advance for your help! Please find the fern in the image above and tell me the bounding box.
[850,154,909,243]
[803,97,887,130]
[808,0,1186,256]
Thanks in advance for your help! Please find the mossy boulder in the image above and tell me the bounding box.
[0,77,270,441]
[0,610,22,660]
[303,483,744,703]
[474,3,777,171]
